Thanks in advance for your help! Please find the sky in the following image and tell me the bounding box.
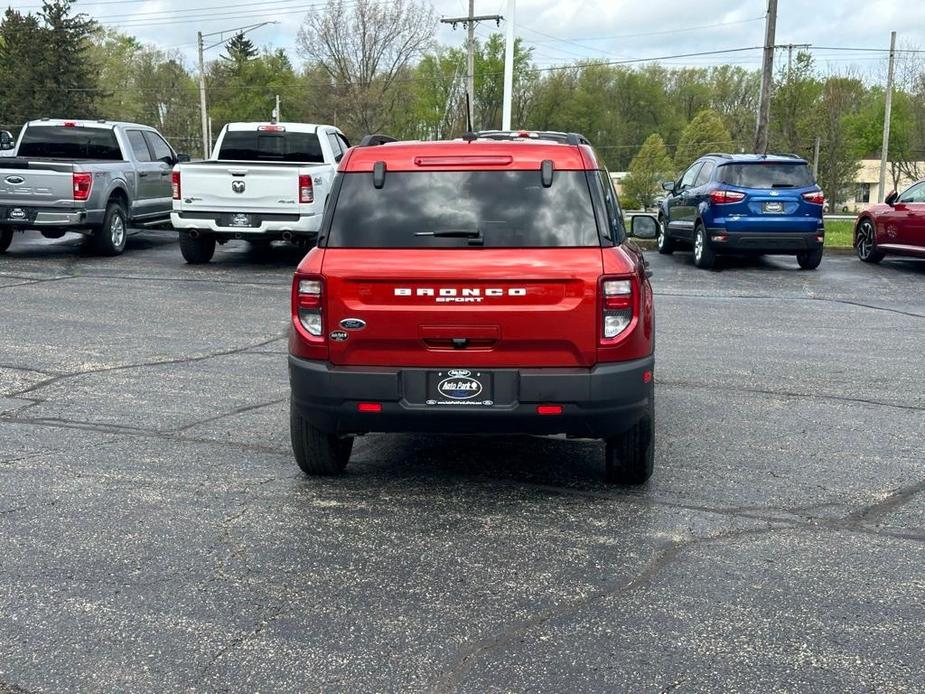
[8,0,925,80]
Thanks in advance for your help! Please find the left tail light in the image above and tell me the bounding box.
[601,277,634,341]
[802,190,825,205]
[709,189,746,204]
[293,275,324,340]
[172,170,181,200]
[72,172,92,201]
[299,174,314,204]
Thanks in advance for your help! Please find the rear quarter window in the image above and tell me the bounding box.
[17,126,123,160]
[720,163,815,188]
[326,170,601,248]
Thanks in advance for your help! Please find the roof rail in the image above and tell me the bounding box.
[702,152,733,159]
[780,152,804,159]
[358,134,397,147]
[473,130,591,146]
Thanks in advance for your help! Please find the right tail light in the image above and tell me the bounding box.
[171,170,181,200]
[601,277,634,341]
[802,190,825,205]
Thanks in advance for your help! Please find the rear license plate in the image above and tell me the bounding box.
[228,213,254,227]
[5,207,32,222]
[763,201,784,214]
[426,369,494,407]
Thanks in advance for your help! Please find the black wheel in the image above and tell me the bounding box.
[656,216,675,255]
[0,228,12,253]
[797,247,823,270]
[179,232,216,264]
[92,201,128,256]
[290,400,353,476]
[692,223,716,269]
[855,218,884,263]
[604,400,654,485]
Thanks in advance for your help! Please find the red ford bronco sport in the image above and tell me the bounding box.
[289,132,658,484]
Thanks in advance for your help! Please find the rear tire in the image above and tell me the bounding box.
[855,218,884,263]
[797,247,823,270]
[179,232,216,264]
[692,223,716,269]
[290,400,353,476]
[604,400,654,485]
[656,217,675,254]
[0,228,12,253]
[92,201,128,256]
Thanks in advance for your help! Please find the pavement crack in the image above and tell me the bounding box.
[843,477,925,525]
[171,397,287,433]
[655,291,925,319]
[8,333,288,398]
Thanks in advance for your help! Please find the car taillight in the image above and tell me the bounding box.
[72,172,92,201]
[802,191,825,205]
[709,189,746,204]
[601,277,634,340]
[294,275,323,339]
[299,174,313,204]
[171,170,181,200]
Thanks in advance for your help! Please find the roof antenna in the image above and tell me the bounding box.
[463,92,475,142]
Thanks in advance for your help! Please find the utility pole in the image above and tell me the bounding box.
[812,136,820,179]
[440,4,502,131]
[878,31,897,203]
[754,0,778,153]
[274,94,281,122]
[197,32,209,159]
[196,21,279,159]
[501,0,516,130]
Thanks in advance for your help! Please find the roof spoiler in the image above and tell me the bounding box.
[358,134,397,147]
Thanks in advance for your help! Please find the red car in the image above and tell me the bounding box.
[855,181,925,262]
[288,132,658,484]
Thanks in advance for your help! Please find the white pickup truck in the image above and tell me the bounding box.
[170,122,349,263]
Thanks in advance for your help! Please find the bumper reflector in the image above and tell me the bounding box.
[357,402,382,413]
[536,404,563,415]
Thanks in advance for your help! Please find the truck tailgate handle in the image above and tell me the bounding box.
[228,169,248,176]
[420,325,500,349]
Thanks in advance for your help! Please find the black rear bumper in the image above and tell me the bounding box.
[289,356,654,438]
[707,228,823,253]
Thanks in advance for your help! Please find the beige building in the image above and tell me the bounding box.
[843,159,925,213]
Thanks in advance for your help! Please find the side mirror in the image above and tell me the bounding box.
[660,180,675,193]
[0,131,13,150]
[884,190,897,206]
[629,214,659,240]
[176,153,191,163]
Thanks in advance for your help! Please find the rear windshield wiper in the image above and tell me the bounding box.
[771,183,796,188]
[415,229,484,246]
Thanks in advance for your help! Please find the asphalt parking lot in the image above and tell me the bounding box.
[1,232,923,693]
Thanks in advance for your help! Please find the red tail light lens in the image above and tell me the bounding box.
[299,174,314,204]
[357,402,383,413]
[710,189,746,204]
[601,277,634,341]
[258,125,286,132]
[72,172,92,201]
[802,191,825,205]
[293,275,324,340]
[171,170,181,200]
[536,404,563,415]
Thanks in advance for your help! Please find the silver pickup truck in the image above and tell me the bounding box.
[0,119,187,256]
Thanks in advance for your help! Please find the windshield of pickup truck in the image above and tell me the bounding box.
[217,131,324,163]
[327,170,600,248]
[17,126,123,160]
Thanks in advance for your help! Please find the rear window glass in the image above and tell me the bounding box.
[720,163,815,188]
[217,131,323,163]
[17,126,122,160]
[326,171,601,248]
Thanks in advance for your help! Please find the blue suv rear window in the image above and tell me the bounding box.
[720,163,814,189]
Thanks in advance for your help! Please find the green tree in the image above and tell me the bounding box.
[674,109,733,168]
[622,133,675,209]
[473,33,534,130]
[769,51,822,156]
[0,9,44,128]
[38,0,99,118]
[224,33,258,66]
[812,77,864,206]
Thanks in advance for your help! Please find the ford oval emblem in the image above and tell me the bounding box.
[339,318,366,330]
[4,175,25,185]
[437,372,483,400]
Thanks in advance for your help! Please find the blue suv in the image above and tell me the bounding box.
[657,153,826,269]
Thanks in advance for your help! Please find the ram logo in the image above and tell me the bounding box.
[231,180,245,194]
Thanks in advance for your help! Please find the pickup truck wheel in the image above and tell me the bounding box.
[290,401,353,475]
[692,224,716,269]
[0,228,12,253]
[179,232,216,264]
[92,202,128,256]
[656,217,675,254]
[604,400,654,485]
[796,247,823,270]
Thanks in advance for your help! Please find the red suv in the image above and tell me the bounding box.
[289,133,657,484]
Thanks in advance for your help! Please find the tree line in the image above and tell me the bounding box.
[2,0,924,206]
